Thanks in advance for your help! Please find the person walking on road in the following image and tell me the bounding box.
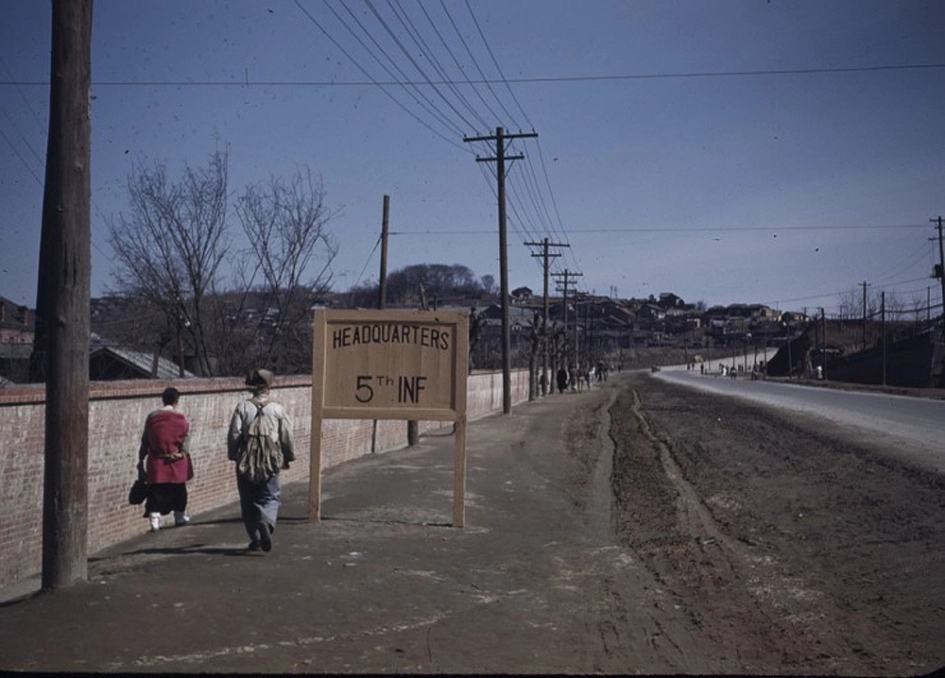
[138,387,193,532]
[556,367,569,394]
[227,368,295,553]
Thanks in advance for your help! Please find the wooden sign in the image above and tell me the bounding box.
[310,310,469,526]
[315,310,466,420]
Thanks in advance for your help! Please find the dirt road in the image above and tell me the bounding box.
[1,370,942,674]
[601,371,945,675]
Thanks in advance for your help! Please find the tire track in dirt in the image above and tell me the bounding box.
[607,371,945,675]
[565,383,702,674]
[608,378,877,674]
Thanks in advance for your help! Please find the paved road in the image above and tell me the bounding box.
[654,368,945,473]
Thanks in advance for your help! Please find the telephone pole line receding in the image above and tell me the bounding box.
[464,127,538,414]
[552,269,583,371]
[525,238,569,396]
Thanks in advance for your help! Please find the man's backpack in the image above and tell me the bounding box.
[236,398,284,484]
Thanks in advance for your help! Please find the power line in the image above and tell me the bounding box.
[463,0,531,130]
[388,0,490,131]
[362,0,479,134]
[291,0,469,151]
[420,0,504,127]
[387,223,929,235]
[7,62,942,88]
[0,125,44,186]
[439,0,518,128]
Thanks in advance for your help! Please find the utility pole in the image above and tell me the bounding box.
[861,281,870,351]
[33,0,93,590]
[376,195,391,453]
[881,291,887,386]
[821,307,827,380]
[378,195,389,310]
[525,238,568,396]
[932,217,945,327]
[552,270,583,372]
[573,293,584,372]
[464,127,537,414]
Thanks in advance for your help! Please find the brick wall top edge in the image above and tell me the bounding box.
[0,374,314,407]
[0,369,515,406]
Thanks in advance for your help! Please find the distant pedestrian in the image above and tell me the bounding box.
[138,387,193,532]
[556,367,569,394]
[227,368,295,553]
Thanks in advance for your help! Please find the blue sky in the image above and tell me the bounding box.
[2,0,944,316]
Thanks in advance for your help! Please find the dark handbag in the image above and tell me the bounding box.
[128,471,148,505]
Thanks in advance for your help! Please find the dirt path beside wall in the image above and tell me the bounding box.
[600,372,945,675]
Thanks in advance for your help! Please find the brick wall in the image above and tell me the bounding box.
[0,369,529,592]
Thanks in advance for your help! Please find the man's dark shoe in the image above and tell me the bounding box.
[248,540,262,552]
[257,522,272,552]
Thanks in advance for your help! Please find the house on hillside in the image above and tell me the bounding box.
[658,292,686,309]
[748,304,779,321]
[0,297,34,384]
[781,311,810,325]
[511,286,534,304]
[636,303,666,321]
[0,297,33,344]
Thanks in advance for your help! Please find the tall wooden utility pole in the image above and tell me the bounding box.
[464,127,537,414]
[376,195,391,452]
[378,195,390,310]
[932,217,945,325]
[881,291,887,386]
[525,238,568,396]
[34,0,93,590]
[861,281,870,351]
[930,217,945,387]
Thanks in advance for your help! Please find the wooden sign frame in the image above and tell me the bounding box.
[310,309,469,526]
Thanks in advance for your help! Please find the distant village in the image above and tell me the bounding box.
[0,288,813,385]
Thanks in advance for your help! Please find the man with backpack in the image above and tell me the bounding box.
[227,368,295,552]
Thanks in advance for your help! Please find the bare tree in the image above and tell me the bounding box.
[910,292,926,324]
[232,166,338,373]
[107,149,230,375]
[837,288,858,320]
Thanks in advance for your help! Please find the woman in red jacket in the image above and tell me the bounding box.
[138,387,193,532]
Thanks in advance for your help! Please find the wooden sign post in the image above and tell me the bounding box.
[310,310,469,526]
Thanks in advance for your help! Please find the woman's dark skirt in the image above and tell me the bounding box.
[144,483,188,515]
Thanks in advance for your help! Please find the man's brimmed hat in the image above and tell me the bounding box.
[245,368,274,388]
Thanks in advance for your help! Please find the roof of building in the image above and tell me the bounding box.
[90,346,197,380]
